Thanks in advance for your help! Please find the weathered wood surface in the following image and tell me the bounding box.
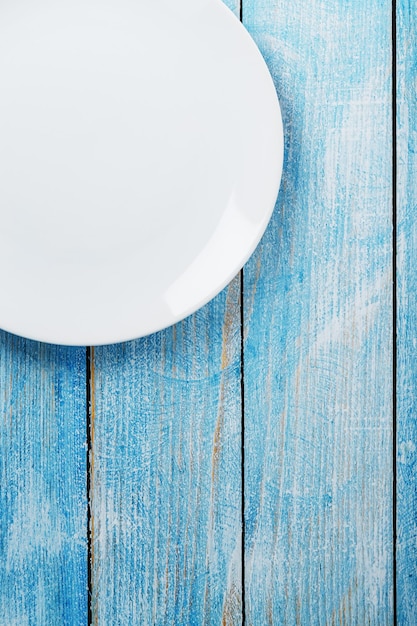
[90,5,242,619]
[0,0,403,624]
[242,0,393,623]
[91,280,242,625]
[0,334,87,625]
[397,0,417,622]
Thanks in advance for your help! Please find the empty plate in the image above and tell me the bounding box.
[0,0,283,345]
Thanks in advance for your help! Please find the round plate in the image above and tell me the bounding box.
[0,0,283,345]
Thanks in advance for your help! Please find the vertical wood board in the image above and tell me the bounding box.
[91,4,242,622]
[0,334,87,625]
[91,280,242,625]
[396,0,417,622]
[242,0,393,623]
[90,1,243,623]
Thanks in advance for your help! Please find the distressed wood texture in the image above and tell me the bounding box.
[90,5,242,622]
[91,281,241,625]
[243,0,393,623]
[0,333,87,625]
[397,0,417,622]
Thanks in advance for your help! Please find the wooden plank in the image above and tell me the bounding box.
[91,279,242,625]
[91,5,242,622]
[396,0,417,621]
[242,0,393,623]
[0,333,87,625]
[91,0,245,592]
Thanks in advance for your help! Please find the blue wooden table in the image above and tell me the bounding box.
[0,0,414,624]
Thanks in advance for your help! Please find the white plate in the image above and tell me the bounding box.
[0,0,283,346]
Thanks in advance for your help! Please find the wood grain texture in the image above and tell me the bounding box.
[91,280,242,625]
[0,333,87,625]
[396,0,417,622]
[90,4,243,622]
[242,0,393,623]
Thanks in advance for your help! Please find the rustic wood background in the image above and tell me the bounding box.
[0,0,413,623]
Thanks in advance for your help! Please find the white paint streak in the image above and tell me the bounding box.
[6,468,65,570]
[398,440,416,465]
[313,269,390,351]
